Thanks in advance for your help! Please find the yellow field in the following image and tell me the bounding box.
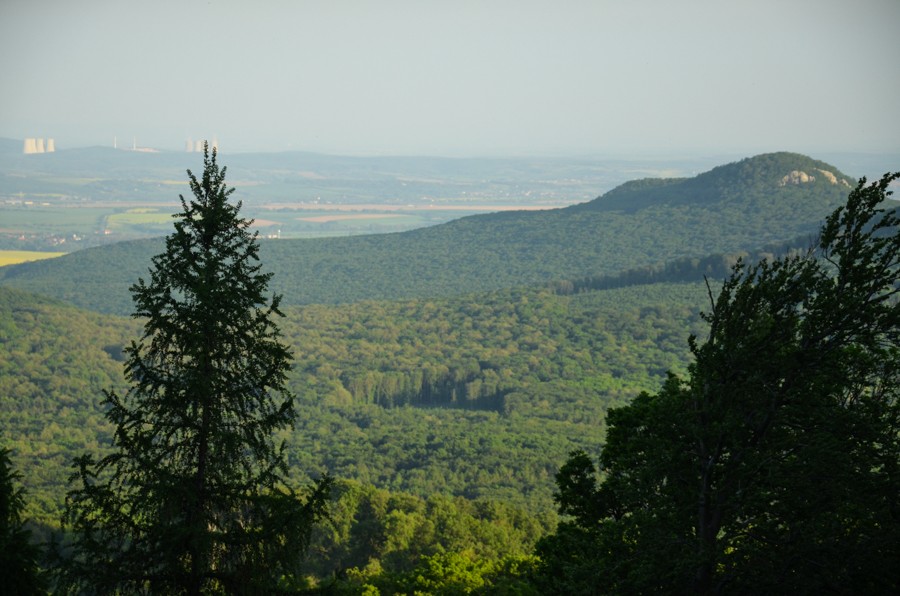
[0,250,67,267]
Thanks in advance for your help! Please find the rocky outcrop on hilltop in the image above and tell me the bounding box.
[780,167,851,187]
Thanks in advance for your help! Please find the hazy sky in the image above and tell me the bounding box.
[2,0,898,157]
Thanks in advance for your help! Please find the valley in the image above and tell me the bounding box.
[1,148,897,590]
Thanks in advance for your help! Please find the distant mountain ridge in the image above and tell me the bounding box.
[0,152,860,314]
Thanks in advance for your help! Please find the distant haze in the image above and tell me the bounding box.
[1,0,898,158]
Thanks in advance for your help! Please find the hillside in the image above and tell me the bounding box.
[0,152,856,314]
[1,279,708,526]
[574,152,853,212]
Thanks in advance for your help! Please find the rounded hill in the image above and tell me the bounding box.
[572,152,854,212]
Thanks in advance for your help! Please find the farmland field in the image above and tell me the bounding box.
[105,209,175,233]
[0,249,66,266]
[0,206,108,231]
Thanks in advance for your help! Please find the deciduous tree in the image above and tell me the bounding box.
[538,173,900,593]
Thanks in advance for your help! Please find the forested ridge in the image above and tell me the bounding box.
[3,153,897,592]
[0,152,855,314]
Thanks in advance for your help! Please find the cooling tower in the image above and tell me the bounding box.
[23,138,51,154]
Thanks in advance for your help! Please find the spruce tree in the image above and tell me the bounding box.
[60,144,331,594]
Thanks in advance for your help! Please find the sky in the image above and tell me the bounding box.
[1,0,899,158]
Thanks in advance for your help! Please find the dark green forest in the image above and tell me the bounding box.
[1,153,897,592]
[0,280,709,524]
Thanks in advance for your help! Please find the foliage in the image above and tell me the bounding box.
[2,279,707,530]
[57,145,331,594]
[0,287,136,527]
[299,479,547,591]
[537,173,900,593]
[336,550,541,595]
[0,447,45,594]
[273,282,707,513]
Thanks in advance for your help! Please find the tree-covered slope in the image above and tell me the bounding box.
[0,152,855,314]
[1,280,708,527]
[0,288,138,520]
